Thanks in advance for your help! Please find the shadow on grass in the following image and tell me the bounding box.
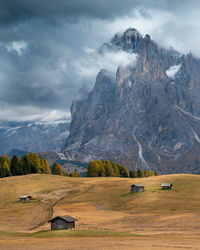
[120,192,135,197]
[16,198,40,204]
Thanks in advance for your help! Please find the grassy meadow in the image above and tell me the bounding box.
[1,174,200,249]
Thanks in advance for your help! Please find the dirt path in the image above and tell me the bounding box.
[32,183,96,231]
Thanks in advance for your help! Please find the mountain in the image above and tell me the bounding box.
[0,119,70,155]
[63,28,200,174]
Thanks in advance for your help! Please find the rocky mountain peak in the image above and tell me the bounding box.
[94,69,114,90]
[111,27,143,52]
[63,27,200,174]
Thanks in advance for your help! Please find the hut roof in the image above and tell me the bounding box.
[131,184,144,187]
[19,195,32,199]
[161,183,172,187]
[48,215,78,223]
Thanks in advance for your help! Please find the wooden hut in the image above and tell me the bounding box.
[19,195,32,201]
[161,183,172,190]
[131,184,144,193]
[48,215,78,230]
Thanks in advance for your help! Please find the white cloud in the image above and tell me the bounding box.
[0,104,71,122]
[2,5,200,122]
[6,40,28,56]
[60,61,67,72]
[84,47,95,54]
[73,49,138,79]
[78,8,200,58]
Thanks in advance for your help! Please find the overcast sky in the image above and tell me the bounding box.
[0,0,200,121]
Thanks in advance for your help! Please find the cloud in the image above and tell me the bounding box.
[0,103,70,122]
[0,0,155,25]
[0,0,199,26]
[6,40,27,56]
[0,1,200,121]
[73,49,138,79]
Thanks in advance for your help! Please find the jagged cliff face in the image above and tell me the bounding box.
[63,28,200,174]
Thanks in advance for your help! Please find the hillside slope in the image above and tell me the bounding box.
[1,174,200,249]
[1,174,200,233]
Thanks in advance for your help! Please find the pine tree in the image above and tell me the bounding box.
[129,170,134,178]
[111,162,120,177]
[71,171,81,177]
[21,154,32,174]
[119,165,130,177]
[28,153,41,173]
[0,163,3,178]
[99,164,105,176]
[137,169,144,178]
[51,162,63,175]
[86,161,100,177]
[44,159,50,174]
[39,158,46,173]
[133,170,138,178]
[1,161,11,177]
[10,155,23,176]
[103,161,115,177]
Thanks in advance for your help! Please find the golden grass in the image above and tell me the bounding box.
[1,174,200,249]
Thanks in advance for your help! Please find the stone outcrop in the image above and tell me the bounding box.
[63,28,200,174]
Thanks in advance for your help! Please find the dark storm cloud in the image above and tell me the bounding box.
[0,0,142,25]
[0,0,198,25]
[0,0,200,121]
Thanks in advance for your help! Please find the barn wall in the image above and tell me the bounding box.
[131,186,144,193]
[67,222,75,229]
[51,218,68,230]
[162,186,171,190]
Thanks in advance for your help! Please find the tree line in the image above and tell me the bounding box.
[129,169,157,178]
[86,160,157,178]
[0,153,81,178]
[0,153,50,178]
[0,155,157,178]
[51,162,81,177]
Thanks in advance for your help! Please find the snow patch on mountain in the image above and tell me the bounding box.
[133,135,152,171]
[166,64,181,78]
[0,119,70,155]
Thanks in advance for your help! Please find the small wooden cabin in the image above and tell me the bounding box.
[161,183,172,190]
[19,195,32,201]
[48,215,78,230]
[131,184,144,193]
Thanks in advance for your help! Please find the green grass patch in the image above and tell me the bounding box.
[0,231,27,237]
[170,208,177,211]
[31,229,138,238]
[120,192,134,197]
[0,230,139,238]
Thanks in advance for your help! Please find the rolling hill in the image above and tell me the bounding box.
[1,174,200,249]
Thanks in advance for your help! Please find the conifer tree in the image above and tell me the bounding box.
[51,162,63,175]
[10,155,23,175]
[2,161,11,177]
[28,152,41,173]
[111,161,120,177]
[44,159,50,174]
[119,165,130,177]
[86,160,100,177]
[137,169,144,178]
[103,161,115,177]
